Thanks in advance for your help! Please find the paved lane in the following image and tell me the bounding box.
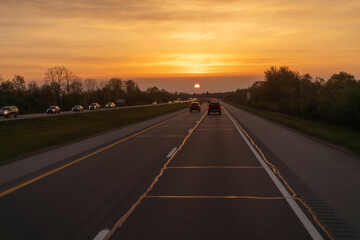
[109,108,321,239]
[0,108,203,240]
[0,105,325,240]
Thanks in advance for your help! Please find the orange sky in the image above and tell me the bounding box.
[0,0,359,92]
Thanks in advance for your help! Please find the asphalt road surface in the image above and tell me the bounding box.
[0,105,327,240]
[0,103,174,122]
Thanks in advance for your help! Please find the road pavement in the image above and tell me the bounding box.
[0,104,350,239]
[223,102,360,239]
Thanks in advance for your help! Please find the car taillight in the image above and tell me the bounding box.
[197,105,200,107]
[207,107,209,109]
[220,106,221,109]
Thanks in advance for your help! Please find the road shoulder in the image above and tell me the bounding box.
[224,102,360,238]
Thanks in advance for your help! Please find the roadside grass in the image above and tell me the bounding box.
[227,103,360,156]
[0,103,188,163]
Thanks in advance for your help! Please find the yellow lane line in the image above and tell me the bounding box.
[145,195,285,200]
[196,129,234,131]
[165,166,263,169]
[104,112,207,240]
[136,135,185,138]
[0,112,186,199]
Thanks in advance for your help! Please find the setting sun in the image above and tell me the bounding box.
[194,83,200,89]
[0,0,359,92]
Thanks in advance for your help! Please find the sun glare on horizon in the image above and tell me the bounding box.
[0,0,359,89]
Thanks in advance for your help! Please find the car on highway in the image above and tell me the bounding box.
[46,106,60,114]
[208,101,221,115]
[89,103,100,110]
[189,102,201,112]
[106,102,115,108]
[152,101,157,105]
[72,105,84,112]
[0,106,19,118]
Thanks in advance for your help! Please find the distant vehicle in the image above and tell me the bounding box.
[46,106,60,114]
[152,102,157,105]
[89,103,100,110]
[168,101,173,104]
[0,106,19,118]
[72,105,83,112]
[190,102,201,112]
[106,102,115,108]
[208,101,221,115]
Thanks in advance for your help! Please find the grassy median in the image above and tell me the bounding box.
[227,103,360,156]
[0,103,188,163]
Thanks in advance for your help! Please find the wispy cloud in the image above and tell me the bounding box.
[0,0,359,82]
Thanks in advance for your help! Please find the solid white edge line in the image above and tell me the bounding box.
[93,229,110,240]
[166,147,177,158]
[225,109,323,240]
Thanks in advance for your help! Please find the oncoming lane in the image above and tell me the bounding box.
[110,107,322,239]
[0,107,204,240]
[0,102,176,122]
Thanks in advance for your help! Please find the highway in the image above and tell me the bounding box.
[0,103,174,122]
[0,104,349,239]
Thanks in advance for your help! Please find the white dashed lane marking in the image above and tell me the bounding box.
[166,147,178,158]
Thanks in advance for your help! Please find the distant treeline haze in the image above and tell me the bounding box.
[226,66,360,131]
[0,66,191,114]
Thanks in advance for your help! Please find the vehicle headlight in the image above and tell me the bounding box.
[4,111,8,114]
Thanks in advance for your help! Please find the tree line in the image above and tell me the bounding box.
[0,66,185,114]
[226,66,360,130]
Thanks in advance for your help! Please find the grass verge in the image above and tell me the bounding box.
[227,102,360,156]
[0,103,188,163]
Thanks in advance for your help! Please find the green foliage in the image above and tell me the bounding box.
[228,103,360,155]
[226,66,360,131]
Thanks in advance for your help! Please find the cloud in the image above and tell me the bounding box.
[0,0,359,83]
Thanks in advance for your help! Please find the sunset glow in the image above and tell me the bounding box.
[1,0,360,91]
[194,83,200,89]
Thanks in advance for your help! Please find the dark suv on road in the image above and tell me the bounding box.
[46,106,60,114]
[0,106,19,118]
[190,102,201,112]
[89,103,101,110]
[208,101,221,115]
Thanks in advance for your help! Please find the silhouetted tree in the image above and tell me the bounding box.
[12,75,26,95]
